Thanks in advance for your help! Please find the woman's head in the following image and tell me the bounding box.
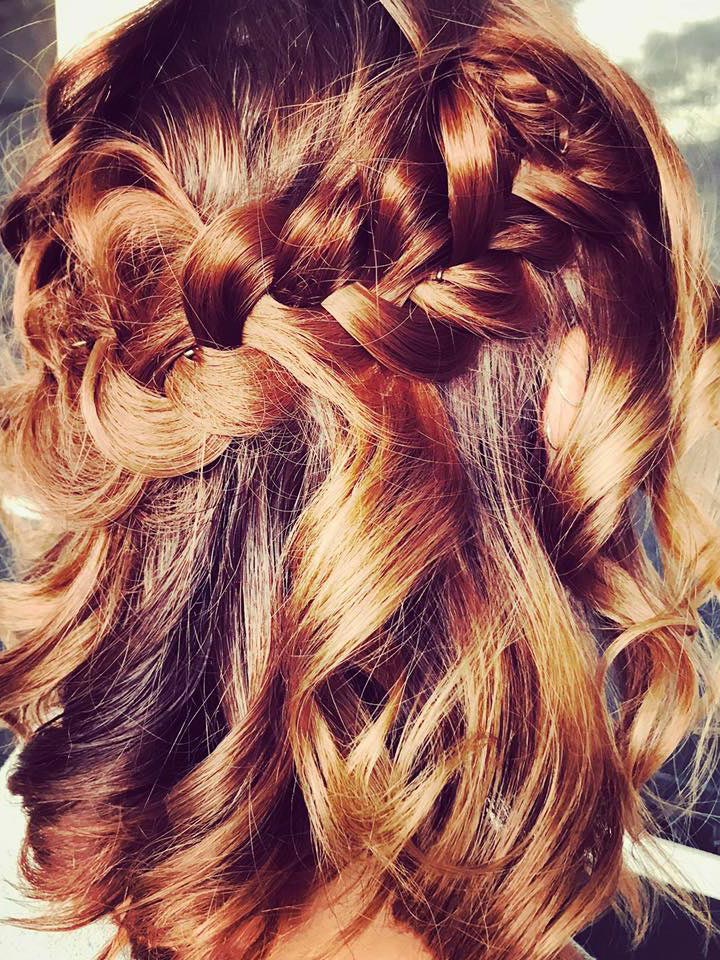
[1,1,718,958]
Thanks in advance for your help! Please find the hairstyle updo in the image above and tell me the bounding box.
[1,1,719,959]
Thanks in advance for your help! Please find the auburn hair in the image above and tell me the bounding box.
[1,1,719,958]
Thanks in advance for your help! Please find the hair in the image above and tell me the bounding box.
[0,1,719,958]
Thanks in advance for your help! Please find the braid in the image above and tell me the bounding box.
[11,29,655,480]
[18,86,585,479]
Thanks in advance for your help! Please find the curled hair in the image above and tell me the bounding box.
[1,1,719,958]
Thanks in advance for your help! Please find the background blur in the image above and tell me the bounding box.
[0,2,719,959]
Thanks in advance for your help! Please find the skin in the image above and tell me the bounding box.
[269,865,592,959]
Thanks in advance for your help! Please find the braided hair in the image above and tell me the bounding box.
[1,2,718,959]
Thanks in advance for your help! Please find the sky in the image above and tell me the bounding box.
[576,0,720,144]
[575,0,720,63]
[55,0,148,55]
[57,0,719,63]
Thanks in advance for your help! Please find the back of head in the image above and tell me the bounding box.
[1,1,719,958]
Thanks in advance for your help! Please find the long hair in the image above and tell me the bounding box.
[1,1,719,958]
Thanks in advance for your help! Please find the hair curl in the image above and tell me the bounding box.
[1,1,719,958]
